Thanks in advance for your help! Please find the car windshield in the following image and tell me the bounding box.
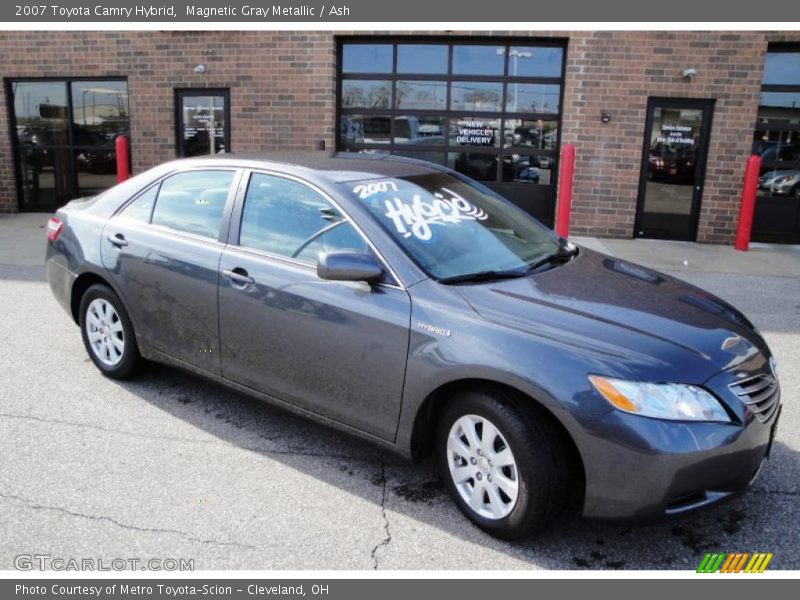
[341,172,563,281]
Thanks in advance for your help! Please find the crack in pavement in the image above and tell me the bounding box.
[370,460,392,569]
[0,491,256,550]
[0,411,220,446]
[0,411,394,465]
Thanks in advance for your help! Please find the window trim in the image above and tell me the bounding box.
[229,168,405,290]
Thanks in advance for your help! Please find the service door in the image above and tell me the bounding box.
[635,98,714,241]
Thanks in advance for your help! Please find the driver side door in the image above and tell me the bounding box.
[217,171,412,441]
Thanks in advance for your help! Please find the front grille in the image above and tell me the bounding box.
[729,374,780,423]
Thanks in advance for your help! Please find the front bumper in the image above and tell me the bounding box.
[575,366,781,522]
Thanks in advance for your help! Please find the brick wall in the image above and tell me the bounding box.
[560,31,786,243]
[1,30,799,244]
[0,30,336,213]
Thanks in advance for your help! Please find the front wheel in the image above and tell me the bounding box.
[79,283,141,379]
[436,390,571,540]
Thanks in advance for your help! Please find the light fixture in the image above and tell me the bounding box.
[193,64,207,74]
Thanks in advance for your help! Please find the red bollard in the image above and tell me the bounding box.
[555,144,576,238]
[734,154,762,251]
[115,135,130,184]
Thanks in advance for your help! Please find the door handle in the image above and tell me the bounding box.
[222,268,255,286]
[106,233,129,247]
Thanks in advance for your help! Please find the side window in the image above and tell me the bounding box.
[239,173,368,264]
[151,170,234,239]
[117,184,158,223]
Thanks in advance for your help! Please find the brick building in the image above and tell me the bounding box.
[1,30,799,243]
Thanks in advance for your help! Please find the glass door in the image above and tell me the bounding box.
[635,98,714,240]
[175,89,230,157]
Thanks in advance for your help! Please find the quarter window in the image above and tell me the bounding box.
[118,184,158,223]
[238,173,367,264]
[150,170,234,239]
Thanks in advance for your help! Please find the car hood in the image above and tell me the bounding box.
[454,248,768,384]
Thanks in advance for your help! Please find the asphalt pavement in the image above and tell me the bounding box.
[0,213,798,570]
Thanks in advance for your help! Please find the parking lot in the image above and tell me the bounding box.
[1,214,798,570]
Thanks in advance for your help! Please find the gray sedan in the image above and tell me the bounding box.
[46,152,781,539]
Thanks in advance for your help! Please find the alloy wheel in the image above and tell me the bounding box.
[85,298,125,366]
[446,414,519,519]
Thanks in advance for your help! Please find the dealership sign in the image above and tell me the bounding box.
[455,120,495,146]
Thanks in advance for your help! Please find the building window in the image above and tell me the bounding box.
[336,39,567,225]
[175,89,230,157]
[752,46,800,243]
[7,78,129,211]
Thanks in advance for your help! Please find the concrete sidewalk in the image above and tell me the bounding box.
[572,235,800,279]
[1,212,798,280]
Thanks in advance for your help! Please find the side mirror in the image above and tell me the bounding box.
[317,251,384,284]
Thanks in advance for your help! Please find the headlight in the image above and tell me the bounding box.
[589,375,730,423]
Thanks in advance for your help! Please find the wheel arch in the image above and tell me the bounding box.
[409,378,586,506]
[70,271,123,325]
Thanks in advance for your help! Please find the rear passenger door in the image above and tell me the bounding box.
[102,168,240,373]
[217,171,411,441]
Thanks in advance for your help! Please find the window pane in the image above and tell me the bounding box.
[397,44,448,74]
[12,81,69,144]
[71,80,129,144]
[450,81,503,112]
[340,115,392,145]
[452,45,505,75]
[394,116,445,145]
[505,83,560,114]
[179,94,227,157]
[502,154,554,185]
[151,170,234,239]
[763,52,800,85]
[76,148,119,197]
[449,117,501,148]
[396,80,447,110]
[448,152,498,182]
[504,119,558,150]
[507,47,563,78]
[239,173,367,264]
[118,185,158,223]
[341,80,392,109]
[342,44,393,73]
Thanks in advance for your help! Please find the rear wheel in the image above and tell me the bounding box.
[79,284,140,379]
[436,389,571,539]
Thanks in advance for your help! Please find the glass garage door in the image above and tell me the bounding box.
[336,39,566,226]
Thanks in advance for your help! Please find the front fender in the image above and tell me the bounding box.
[395,279,633,453]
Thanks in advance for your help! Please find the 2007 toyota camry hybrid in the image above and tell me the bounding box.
[46,152,781,539]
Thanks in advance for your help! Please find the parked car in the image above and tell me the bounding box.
[46,152,781,539]
[759,170,800,197]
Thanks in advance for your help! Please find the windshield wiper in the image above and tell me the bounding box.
[438,269,528,285]
[524,245,579,274]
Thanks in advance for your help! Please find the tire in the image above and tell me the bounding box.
[436,388,571,540]
[79,283,141,379]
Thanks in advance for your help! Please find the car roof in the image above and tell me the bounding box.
[157,151,448,183]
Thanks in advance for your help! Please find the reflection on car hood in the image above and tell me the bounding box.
[454,248,767,383]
